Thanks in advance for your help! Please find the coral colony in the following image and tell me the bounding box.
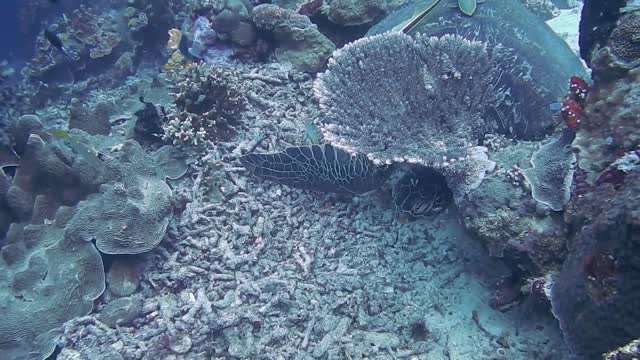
[0,0,639,359]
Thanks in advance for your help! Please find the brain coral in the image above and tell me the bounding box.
[0,209,105,360]
[314,32,502,199]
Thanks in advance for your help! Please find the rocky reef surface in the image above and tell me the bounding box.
[0,0,638,359]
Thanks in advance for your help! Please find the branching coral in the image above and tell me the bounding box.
[164,63,247,149]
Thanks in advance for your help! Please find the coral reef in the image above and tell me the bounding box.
[56,74,569,356]
[164,63,247,150]
[22,5,127,81]
[252,4,336,72]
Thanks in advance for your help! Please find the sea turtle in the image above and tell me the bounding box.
[241,1,587,213]
[370,0,588,140]
[240,144,454,218]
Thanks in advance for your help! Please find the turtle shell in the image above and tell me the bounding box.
[368,0,588,140]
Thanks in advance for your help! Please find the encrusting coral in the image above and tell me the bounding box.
[66,141,176,255]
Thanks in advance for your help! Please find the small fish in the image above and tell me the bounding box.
[549,102,563,112]
[51,129,70,139]
[44,29,79,61]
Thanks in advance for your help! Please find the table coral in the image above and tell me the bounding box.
[314,32,502,200]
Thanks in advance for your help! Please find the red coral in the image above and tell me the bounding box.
[561,76,589,129]
[569,76,589,105]
[562,98,584,129]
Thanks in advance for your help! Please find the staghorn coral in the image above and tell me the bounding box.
[315,32,502,199]
[164,64,247,149]
[252,4,336,72]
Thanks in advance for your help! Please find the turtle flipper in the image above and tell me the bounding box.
[240,144,388,194]
[458,0,477,16]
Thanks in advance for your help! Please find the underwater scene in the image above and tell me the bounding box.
[0,0,639,359]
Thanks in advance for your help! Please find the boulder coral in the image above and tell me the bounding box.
[252,4,336,72]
